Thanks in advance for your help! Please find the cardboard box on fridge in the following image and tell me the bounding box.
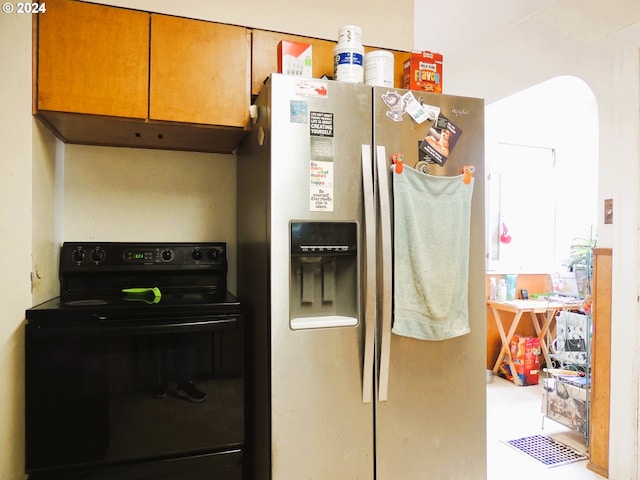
[402,50,443,93]
[277,40,313,78]
[497,335,541,386]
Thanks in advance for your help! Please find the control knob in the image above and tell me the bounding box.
[161,249,174,261]
[192,249,203,261]
[72,247,86,263]
[91,248,105,263]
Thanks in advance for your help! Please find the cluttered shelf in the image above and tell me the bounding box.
[486,269,592,444]
[486,248,610,470]
[485,272,586,369]
[543,367,590,439]
[487,298,584,384]
[543,307,591,441]
[489,298,591,442]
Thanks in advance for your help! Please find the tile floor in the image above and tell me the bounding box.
[487,374,606,480]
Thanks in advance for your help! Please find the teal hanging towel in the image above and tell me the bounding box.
[391,166,474,341]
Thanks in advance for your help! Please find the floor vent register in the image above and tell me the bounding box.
[503,434,587,468]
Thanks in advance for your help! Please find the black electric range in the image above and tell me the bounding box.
[25,242,245,480]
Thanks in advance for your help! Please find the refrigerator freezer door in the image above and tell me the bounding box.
[267,74,375,479]
[373,88,487,479]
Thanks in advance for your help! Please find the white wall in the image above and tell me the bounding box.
[0,13,34,480]
[62,145,238,292]
[81,0,413,51]
[417,1,640,477]
[485,76,598,273]
[31,120,61,303]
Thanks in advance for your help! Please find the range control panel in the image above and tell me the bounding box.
[60,242,227,272]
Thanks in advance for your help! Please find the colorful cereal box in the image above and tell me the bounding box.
[402,50,443,93]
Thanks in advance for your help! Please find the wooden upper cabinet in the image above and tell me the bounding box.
[35,2,250,152]
[37,0,149,119]
[251,29,410,97]
[150,15,251,127]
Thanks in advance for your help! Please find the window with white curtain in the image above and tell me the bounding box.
[487,143,556,272]
[485,76,598,274]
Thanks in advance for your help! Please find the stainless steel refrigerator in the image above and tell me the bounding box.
[237,73,486,480]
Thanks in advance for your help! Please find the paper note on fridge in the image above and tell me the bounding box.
[402,92,437,124]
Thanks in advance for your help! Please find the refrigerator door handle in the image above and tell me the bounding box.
[361,144,376,404]
[376,145,393,402]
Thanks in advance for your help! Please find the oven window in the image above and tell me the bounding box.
[25,317,244,474]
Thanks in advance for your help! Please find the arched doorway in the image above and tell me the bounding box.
[484,75,600,478]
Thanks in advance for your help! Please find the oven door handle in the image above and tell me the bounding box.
[27,315,243,338]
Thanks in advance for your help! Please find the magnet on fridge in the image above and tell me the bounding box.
[392,153,404,174]
[462,165,475,184]
[415,161,430,174]
[381,90,406,122]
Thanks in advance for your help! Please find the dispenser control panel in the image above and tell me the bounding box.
[290,221,357,256]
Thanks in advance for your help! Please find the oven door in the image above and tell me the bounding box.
[25,313,244,479]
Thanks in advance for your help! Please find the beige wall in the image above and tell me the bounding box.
[1,12,33,480]
[81,0,414,51]
[31,120,60,303]
[63,145,238,292]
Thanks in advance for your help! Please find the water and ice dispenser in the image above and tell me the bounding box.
[289,222,359,330]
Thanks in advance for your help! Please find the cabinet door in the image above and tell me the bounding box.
[37,0,149,118]
[150,15,251,127]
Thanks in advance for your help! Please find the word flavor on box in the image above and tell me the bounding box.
[402,51,443,93]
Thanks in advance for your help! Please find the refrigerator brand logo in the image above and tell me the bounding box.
[450,108,470,117]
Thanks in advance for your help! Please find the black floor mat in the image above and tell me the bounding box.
[504,434,587,467]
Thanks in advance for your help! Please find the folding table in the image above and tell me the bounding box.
[488,299,567,385]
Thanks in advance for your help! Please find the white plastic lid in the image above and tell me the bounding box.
[337,25,362,45]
